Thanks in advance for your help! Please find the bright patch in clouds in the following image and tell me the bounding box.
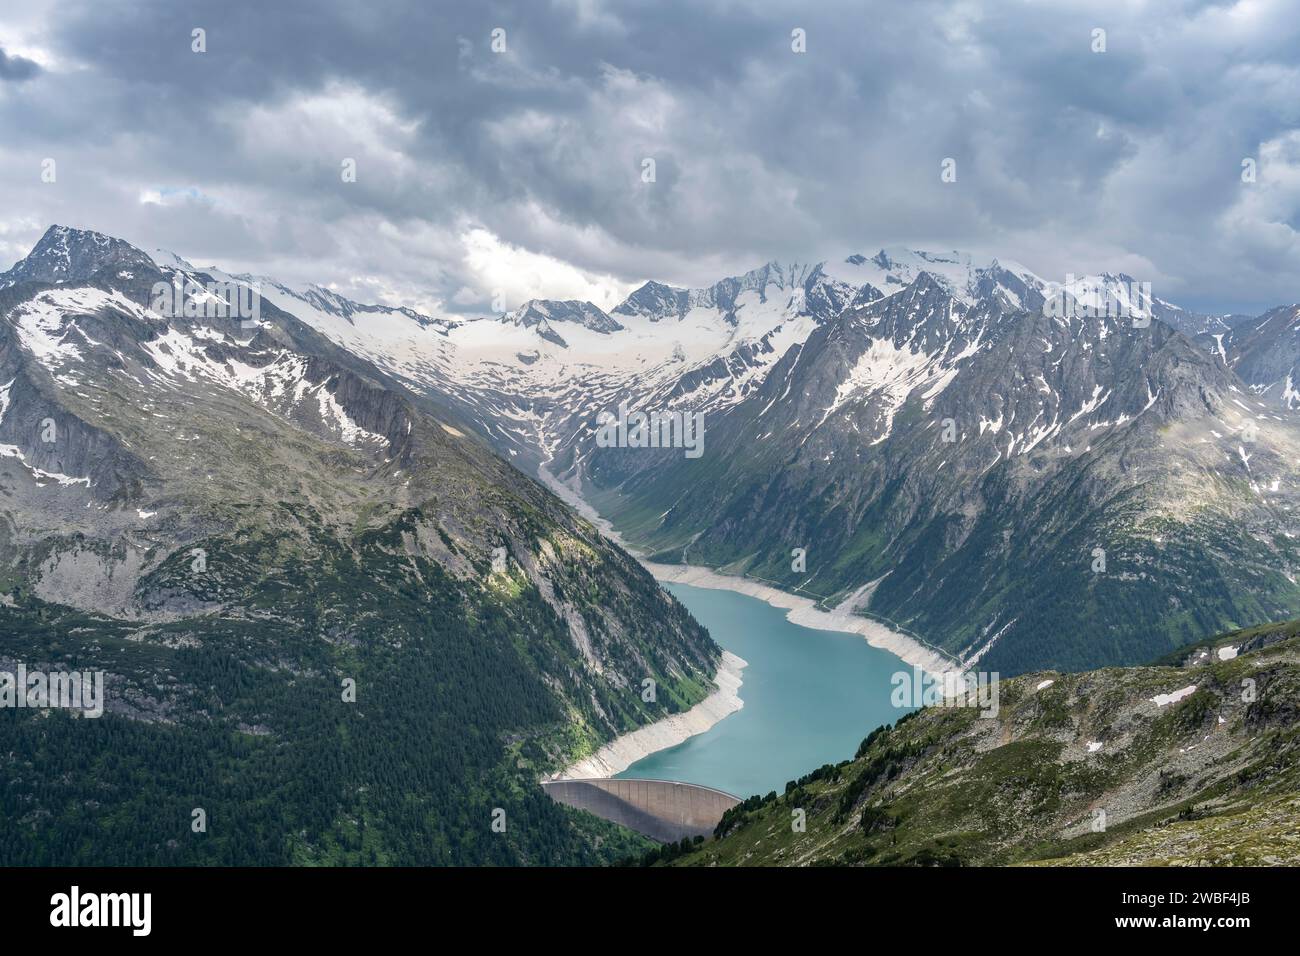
[460,227,632,313]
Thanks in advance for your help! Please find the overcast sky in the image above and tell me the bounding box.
[2,0,1299,316]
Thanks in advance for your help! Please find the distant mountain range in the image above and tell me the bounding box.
[14,226,1300,674]
[106,230,1295,677]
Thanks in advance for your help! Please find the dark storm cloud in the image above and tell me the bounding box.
[2,0,1299,314]
[0,46,40,81]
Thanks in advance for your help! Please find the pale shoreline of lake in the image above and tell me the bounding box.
[539,463,953,781]
[551,649,748,780]
[641,562,955,677]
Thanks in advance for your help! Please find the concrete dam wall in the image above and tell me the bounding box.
[541,778,741,843]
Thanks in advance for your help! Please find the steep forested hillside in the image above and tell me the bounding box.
[0,227,719,866]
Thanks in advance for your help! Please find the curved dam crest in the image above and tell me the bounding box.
[540,778,740,844]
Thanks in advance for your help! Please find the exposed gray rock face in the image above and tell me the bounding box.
[0,225,157,287]
[1205,304,1300,409]
[506,299,623,333]
[612,280,690,322]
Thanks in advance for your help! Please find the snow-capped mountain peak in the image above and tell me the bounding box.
[504,299,624,334]
[1,224,156,288]
[612,280,691,322]
[149,247,197,271]
[823,248,1045,308]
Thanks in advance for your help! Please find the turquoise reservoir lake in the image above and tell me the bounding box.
[616,581,916,800]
